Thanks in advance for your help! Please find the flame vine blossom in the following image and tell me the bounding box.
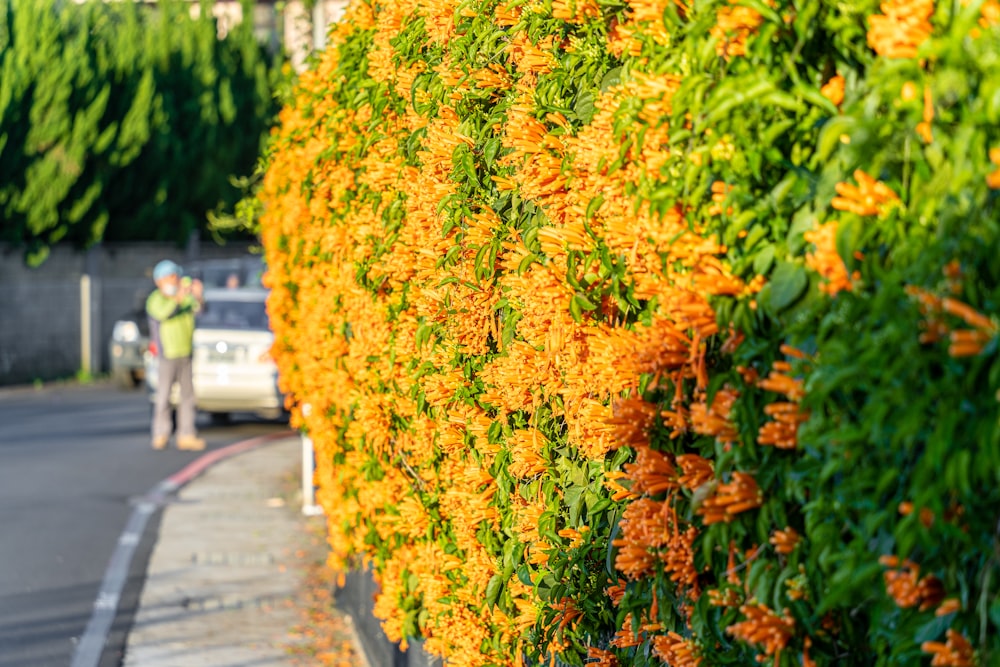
[260,0,1000,665]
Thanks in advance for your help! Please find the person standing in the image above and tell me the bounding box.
[146,260,206,451]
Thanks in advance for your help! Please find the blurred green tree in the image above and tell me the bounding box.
[0,0,279,265]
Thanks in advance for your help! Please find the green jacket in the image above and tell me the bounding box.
[146,290,200,359]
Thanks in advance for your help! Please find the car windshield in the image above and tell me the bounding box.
[197,299,269,331]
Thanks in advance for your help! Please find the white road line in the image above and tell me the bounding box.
[70,500,154,667]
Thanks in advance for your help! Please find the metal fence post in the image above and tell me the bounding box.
[80,246,101,376]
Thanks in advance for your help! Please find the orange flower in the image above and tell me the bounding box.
[982,0,1000,27]
[758,402,809,449]
[769,527,801,554]
[711,1,764,58]
[623,447,678,496]
[676,454,714,490]
[988,146,1000,189]
[802,636,817,667]
[689,388,739,443]
[820,75,845,107]
[921,629,976,667]
[697,472,763,524]
[725,603,795,660]
[757,366,804,401]
[805,220,856,296]
[936,598,962,616]
[909,287,997,355]
[605,578,627,607]
[916,85,934,143]
[552,0,601,22]
[942,295,995,331]
[708,587,741,607]
[831,170,899,217]
[867,0,935,58]
[494,2,521,26]
[586,646,619,666]
[898,501,935,527]
[610,615,643,648]
[606,398,660,448]
[879,555,946,611]
[506,32,558,74]
[708,181,734,216]
[651,632,702,667]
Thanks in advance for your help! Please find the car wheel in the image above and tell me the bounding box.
[113,368,139,390]
[209,412,232,425]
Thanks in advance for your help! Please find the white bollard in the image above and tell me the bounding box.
[301,433,323,516]
[301,403,323,516]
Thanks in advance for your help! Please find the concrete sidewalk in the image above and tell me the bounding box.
[122,437,366,667]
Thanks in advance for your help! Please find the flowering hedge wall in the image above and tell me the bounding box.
[259,1,1000,665]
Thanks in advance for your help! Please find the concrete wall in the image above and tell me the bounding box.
[0,242,254,386]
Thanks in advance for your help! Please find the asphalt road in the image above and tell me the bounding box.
[0,381,289,667]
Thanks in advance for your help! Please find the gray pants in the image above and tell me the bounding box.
[152,355,197,440]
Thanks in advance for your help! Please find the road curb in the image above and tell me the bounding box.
[70,429,297,667]
[164,430,297,489]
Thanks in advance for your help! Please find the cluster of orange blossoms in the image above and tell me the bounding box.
[710,0,765,58]
[878,555,947,611]
[831,169,899,217]
[696,472,763,524]
[725,604,796,663]
[769,527,801,554]
[922,629,977,667]
[867,0,935,58]
[907,283,997,356]
[651,631,702,667]
[804,221,857,296]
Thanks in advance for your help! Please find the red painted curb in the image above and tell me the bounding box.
[165,430,297,488]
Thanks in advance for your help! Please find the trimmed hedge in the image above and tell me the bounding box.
[260,1,1000,666]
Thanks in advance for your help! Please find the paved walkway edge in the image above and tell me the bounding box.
[69,430,295,667]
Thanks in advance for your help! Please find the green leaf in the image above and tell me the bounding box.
[461,148,479,187]
[835,217,862,271]
[752,245,775,275]
[813,115,857,165]
[569,294,583,323]
[574,90,596,124]
[914,613,952,644]
[586,194,604,220]
[599,67,622,92]
[483,137,501,166]
[517,253,536,274]
[989,597,1000,629]
[768,261,808,311]
[485,574,503,609]
[572,293,597,312]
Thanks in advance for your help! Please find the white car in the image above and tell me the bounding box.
[146,288,284,421]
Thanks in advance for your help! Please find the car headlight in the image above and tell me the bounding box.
[113,320,140,343]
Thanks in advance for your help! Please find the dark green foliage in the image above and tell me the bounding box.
[0,0,279,265]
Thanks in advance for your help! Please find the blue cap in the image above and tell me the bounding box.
[153,259,181,281]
